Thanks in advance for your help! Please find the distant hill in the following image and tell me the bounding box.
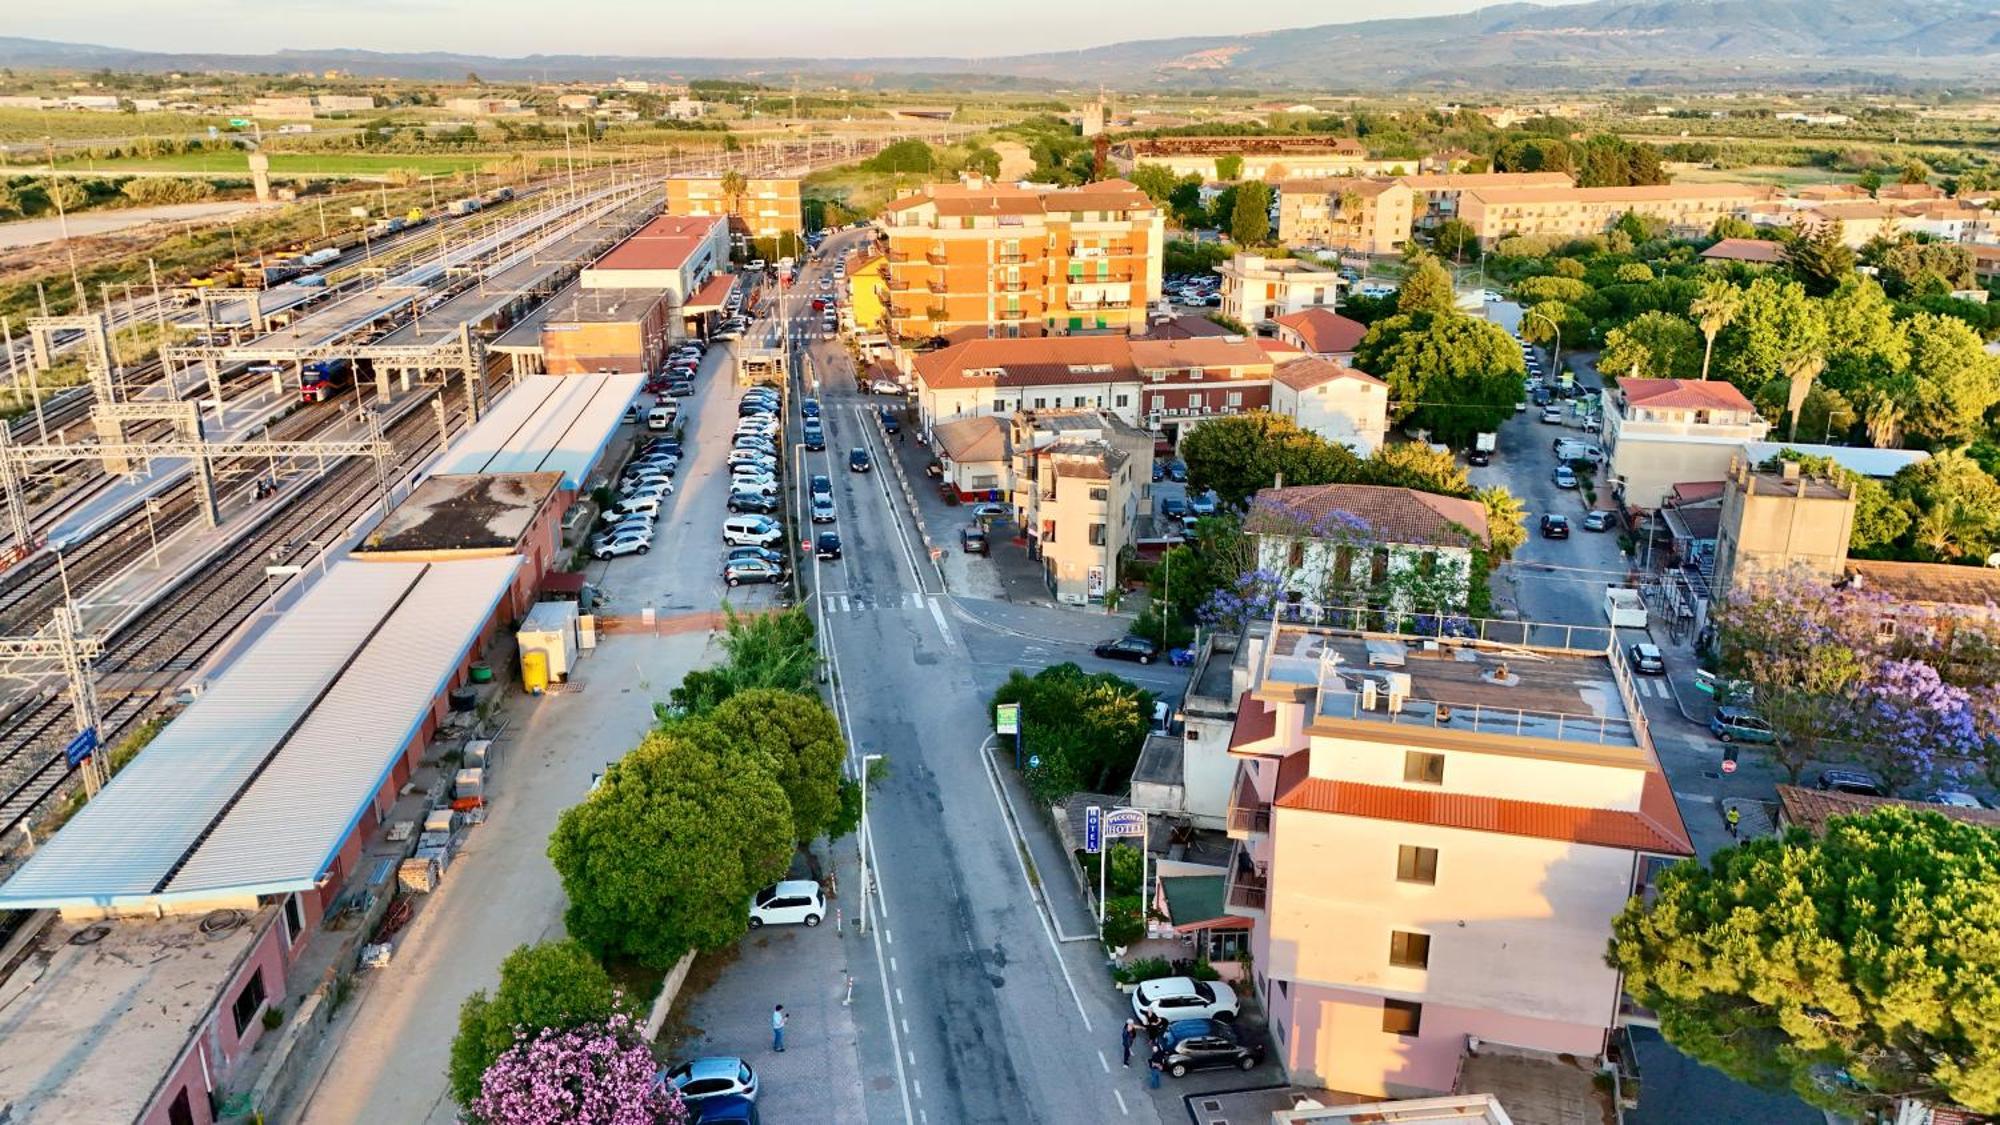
[4,0,1997,89]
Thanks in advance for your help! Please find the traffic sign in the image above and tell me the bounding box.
[1104,807,1146,838]
[1084,805,1102,854]
[995,703,1020,736]
[229,118,250,128]
[64,727,98,768]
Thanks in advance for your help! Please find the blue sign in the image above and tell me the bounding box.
[1104,807,1147,839]
[1084,805,1102,854]
[64,727,98,768]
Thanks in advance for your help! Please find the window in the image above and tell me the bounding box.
[1389,930,1432,969]
[1089,487,1109,501]
[1073,396,1087,408]
[1419,550,1438,577]
[168,1089,195,1125]
[1382,999,1424,1036]
[1188,393,1204,411]
[1042,521,1056,543]
[1033,397,1047,409]
[231,968,268,1037]
[284,894,304,943]
[1370,546,1391,586]
[1090,523,1106,546]
[1397,845,1438,885]
[1288,541,1305,569]
[1115,394,1130,408]
[993,400,1006,413]
[1227,391,1242,407]
[1403,751,1444,786]
[1333,545,1355,585]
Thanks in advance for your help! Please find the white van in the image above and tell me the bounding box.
[722,515,783,547]
[647,403,679,431]
[1554,438,1605,464]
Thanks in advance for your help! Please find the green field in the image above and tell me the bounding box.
[0,107,231,143]
[54,151,506,178]
[1673,164,1859,189]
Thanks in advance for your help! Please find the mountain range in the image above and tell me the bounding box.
[3,0,1997,90]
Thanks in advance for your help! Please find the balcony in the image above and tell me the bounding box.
[1067,273,1135,285]
[997,252,1026,264]
[885,276,913,292]
[925,305,950,322]
[997,308,1028,320]
[997,280,1028,292]
[926,278,950,294]
[1226,769,1271,839]
[1068,298,1132,311]
[886,250,911,264]
[887,302,920,319]
[1224,845,1268,912]
[925,250,949,266]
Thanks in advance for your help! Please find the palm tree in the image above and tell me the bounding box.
[1689,280,1741,382]
[1861,390,1904,449]
[1475,486,1528,562]
[1781,349,1825,442]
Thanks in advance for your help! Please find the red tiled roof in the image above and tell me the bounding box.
[1776,784,2000,836]
[1249,482,1488,547]
[1619,378,1756,412]
[1258,338,1306,363]
[1229,692,1278,752]
[1128,337,1273,372]
[1275,764,1692,855]
[912,336,1139,391]
[591,214,723,272]
[683,271,737,313]
[1272,308,1369,354]
[1140,314,1235,340]
[1699,238,1785,264]
[1272,356,1384,392]
[1669,480,1726,504]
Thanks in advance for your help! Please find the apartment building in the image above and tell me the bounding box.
[1216,253,1345,326]
[1111,136,1391,182]
[1270,357,1389,454]
[1792,202,1899,249]
[1711,456,1859,599]
[1394,171,1574,230]
[1458,183,1770,248]
[1598,377,1770,510]
[1226,619,1691,1097]
[1277,179,1417,256]
[665,175,805,245]
[846,250,890,339]
[443,96,526,116]
[1248,483,1488,612]
[1128,337,1276,442]
[1009,410,1155,604]
[878,175,1164,339]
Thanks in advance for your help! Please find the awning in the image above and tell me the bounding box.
[683,272,737,315]
[1159,875,1252,933]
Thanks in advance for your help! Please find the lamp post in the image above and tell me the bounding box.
[1525,307,1562,386]
[858,751,883,934]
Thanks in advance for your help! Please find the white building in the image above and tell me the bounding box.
[1217,253,1344,327]
[1270,358,1389,455]
[1599,378,1771,511]
[1248,483,1489,614]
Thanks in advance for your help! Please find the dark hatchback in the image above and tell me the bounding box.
[1156,1018,1264,1078]
[1094,635,1160,665]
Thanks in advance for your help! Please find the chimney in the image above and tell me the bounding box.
[1781,460,1801,481]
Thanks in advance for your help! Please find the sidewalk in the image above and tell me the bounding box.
[888,427,1055,606]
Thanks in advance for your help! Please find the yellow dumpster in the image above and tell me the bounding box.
[521,649,550,695]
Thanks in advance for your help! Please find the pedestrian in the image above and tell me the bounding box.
[1120,1018,1139,1067]
[1148,1043,1164,1089]
[1725,805,1741,838]
[771,1004,788,1052]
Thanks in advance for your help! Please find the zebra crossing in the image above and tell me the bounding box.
[822,590,928,616]
[1629,674,1674,700]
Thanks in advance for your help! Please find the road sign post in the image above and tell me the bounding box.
[64,727,98,769]
[1087,804,1104,936]
[996,702,1021,770]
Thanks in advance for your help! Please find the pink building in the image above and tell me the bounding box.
[1224,619,1691,1098]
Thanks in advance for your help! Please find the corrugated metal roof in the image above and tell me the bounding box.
[0,558,519,911]
[437,372,641,489]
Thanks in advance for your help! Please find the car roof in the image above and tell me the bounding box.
[1138,976,1201,1000]
[1162,1018,1221,1043]
[771,878,819,896]
[1633,643,1662,656]
[684,1056,747,1081]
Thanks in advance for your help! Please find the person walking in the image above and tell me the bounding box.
[771,1004,788,1052]
[1725,806,1741,838]
[1120,1018,1140,1067]
[1148,1042,1165,1089]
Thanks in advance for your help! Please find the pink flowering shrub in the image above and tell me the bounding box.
[472,1013,687,1125]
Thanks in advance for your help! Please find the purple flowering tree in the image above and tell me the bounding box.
[472,1013,687,1125]
[1843,659,1987,794]
[1232,495,1479,629]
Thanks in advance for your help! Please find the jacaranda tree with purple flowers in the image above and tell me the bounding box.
[471,1013,686,1125]
[1842,658,1987,794]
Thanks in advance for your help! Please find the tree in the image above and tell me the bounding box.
[549,728,794,968]
[860,140,936,175]
[991,664,1149,801]
[1599,311,1702,381]
[1782,219,1857,298]
[1779,349,1825,442]
[1712,276,1826,393]
[1842,659,1986,794]
[1899,313,2000,445]
[1612,262,1655,284]
[1129,163,1179,204]
[1708,215,1756,241]
[1891,450,2000,563]
[1713,568,1877,781]
[1856,167,1883,195]
[1396,254,1455,315]
[719,169,747,213]
[1229,181,1271,246]
[1356,442,1470,496]
[1206,185,1238,232]
[665,607,818,715]
[1475,486,1527,561]
[1868,234,1977,298]
[1353,312,1525,446]
[472,1014,688,1124]
[1214,154,1243,182]
[1432,218,1477,260]
[1898,157,1931,184]
[1179,413,1362,508]
[1167,180,1204,228]
[450,941,626,1109]
[702,689,845,843]
[1609,808,2000,1116]
[1512,275,1592,307]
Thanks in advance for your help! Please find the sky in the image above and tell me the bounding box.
[6,0,1585,59]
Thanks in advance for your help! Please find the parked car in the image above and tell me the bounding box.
[1627,642,1666,675]
[1132,977,1239,1024]
[1539,514,1570,539]
[724,558,785,587]
[1817,768,1887,796]
[1094,635,1160,665]
[867,378,903,395]
[591,530,652,560]
[849,448,872,473]
[728,491,780,515]
[1540,405,1564,424]
[970,502,1008,522]
[726,546,786,572]
[1151,461,1167,483]
[960,525,988,555]
[1711,706,1777,744]
[1161,497,1189,521]
[616,494,667,519]
[1582,509,1615,532]
[815,531,843,560]
[749,880,825,928]
[727,450,778,471]
[689,1095,760,1125]
[1166,460,1188,482]
[800,398,821,418]
[1188,490,1219,517]
[723,515,782,547]
[1552,465,1578,490]
[880,411,900,434]
[810,495,837,523]
[1930,790,1988,809]
[803,422,825,451]
[1156,1018,1264,1078]
[663,1057,759,1103]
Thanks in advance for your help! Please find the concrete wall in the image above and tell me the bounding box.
[1272,379,1387,455]
[1301,729,1648,811]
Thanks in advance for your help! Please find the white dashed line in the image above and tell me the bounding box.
[1113,1089,1129,1115]
[1097,1050,1110,1073]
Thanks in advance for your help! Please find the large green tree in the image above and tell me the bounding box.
[991,663,1149,801]
[1598,310,1701,381]
[449,940,626,1108]
[703,689,845,843]
[1230,181,1272,246]
[1891,450,2000,563]
[1781,219,1857,298]
[1899,313,2000,446]
[1353,311,1525,446]
[1396,254,1456,315]
[1610,808,2000,1116]
[1712,275,1827,394]
[549,728,794,968]
[1179,413,1363,508]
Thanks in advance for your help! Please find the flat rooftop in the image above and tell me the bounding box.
[0,558,519,912]
[1258,619,1641,749]
[545,285,667,324]
[358,471,561,554]
[588,214,723,273]
[0,909,272,1123]
[434,372,641,491]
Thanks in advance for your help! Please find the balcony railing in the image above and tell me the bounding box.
[1067,273,1135,285]
[997,308,1028,320]
[998,280,1027,292]
[926,278,950,294]
[926,305,949,322]
[925,250,949,266]
[1068,299,1132,311]
[1227,772,1272,837]
[885,277,913,291]
[887,302,920,319]
[886,250,911,263]
[997,252,1027,264]
[1225,848,1268,912]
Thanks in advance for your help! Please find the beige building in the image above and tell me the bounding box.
[1270,358,1389,454]
[1009,410,1154,604]
[1394,171,1574,230]
[1792,202,1900,249]
[665,176,805,246]
[1459,183,1770,248]
[1278,179,1416,255]
[1229,618,1691,1097]
[1712,456,1859,599]
[931,414,1011,502]
[1599,377,1770,510]
[1216,253,1345,326]
[1111,136,1392,182]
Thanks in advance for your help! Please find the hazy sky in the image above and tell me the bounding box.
[8,0,1584,58]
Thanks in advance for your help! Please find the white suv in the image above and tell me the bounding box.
[748,880,825,928]
[1131,976,1240,1024]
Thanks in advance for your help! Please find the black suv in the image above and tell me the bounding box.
[849,448,872,473]
[1156,1018,1263,1078]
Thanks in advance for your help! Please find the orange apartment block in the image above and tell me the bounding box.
[878,175,1164,340]
[664,175,804,242]
[1277,178,1417,255]
[1458,183,1770,248]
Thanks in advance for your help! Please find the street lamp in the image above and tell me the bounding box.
[1524,307,1562,385]
[858,751,884,934]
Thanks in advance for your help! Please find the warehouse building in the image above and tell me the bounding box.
[356,472,565,618]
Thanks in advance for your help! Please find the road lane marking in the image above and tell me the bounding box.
[927,596,956,650]
[977,732,1096,1029]
[1097,1050,1110,1073]
[1113,1089,1129,1115]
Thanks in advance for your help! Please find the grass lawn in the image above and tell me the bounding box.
[54,151,504,178]
[1674,165,1857,189]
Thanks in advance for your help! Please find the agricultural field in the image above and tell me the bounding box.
[53,151,504,178]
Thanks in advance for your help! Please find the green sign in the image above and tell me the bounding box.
[228,118,250,128]
[995,703,1020,736]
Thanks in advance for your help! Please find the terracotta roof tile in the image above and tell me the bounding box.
[1618,378,1756,412]
[912,336,1139,391]
[1394,172,1573,191]
[1464,183,1771,206]
[1278,176,1400,198]
[1776,784,2000,836]
[1248,482,1487,547]
[1271,356,1384,391]
[1275,769,1692,855]
[1843,559,2000,610]
[1128,337,1273,371]
[1272,308,1369,354]
[931,415,1010,464]
[1699,238,1785,264]
[1258,338,1307,362]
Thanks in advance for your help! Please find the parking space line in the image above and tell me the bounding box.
[1097,1050,1110,1073]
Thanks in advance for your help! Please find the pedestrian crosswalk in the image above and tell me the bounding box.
[1630,675,1674,700]
[822,591,927,615]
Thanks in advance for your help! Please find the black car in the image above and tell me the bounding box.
[1094,635,1160,665]
[728,492,780,514]
[1540,514,1570,539]
[1166,460,1188,483]
[1161,497,1189,522]
[1152,461,1166,483]
[815,532,842,560]
[849,448,872,473]
[1156,1018,1263,1078]
[880,410,900,434]
[803,425,825,452]
[801,398,821,418]
[1467,448,1491,466]
[1817,768,1888,797]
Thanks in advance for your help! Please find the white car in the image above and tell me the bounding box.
[723,516,783,546]
[1131,977,1240,1024]
[748,880,825,928]
[727,451,778,471]
[810,495,836,523]
[621,481,673,503]
[592,530,652,559]
[616,495,666,518]
[737,419,781,437]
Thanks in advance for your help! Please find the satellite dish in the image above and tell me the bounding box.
[1985,551,2000,569]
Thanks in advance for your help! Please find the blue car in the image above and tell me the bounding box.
[692,1094,761,1124]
